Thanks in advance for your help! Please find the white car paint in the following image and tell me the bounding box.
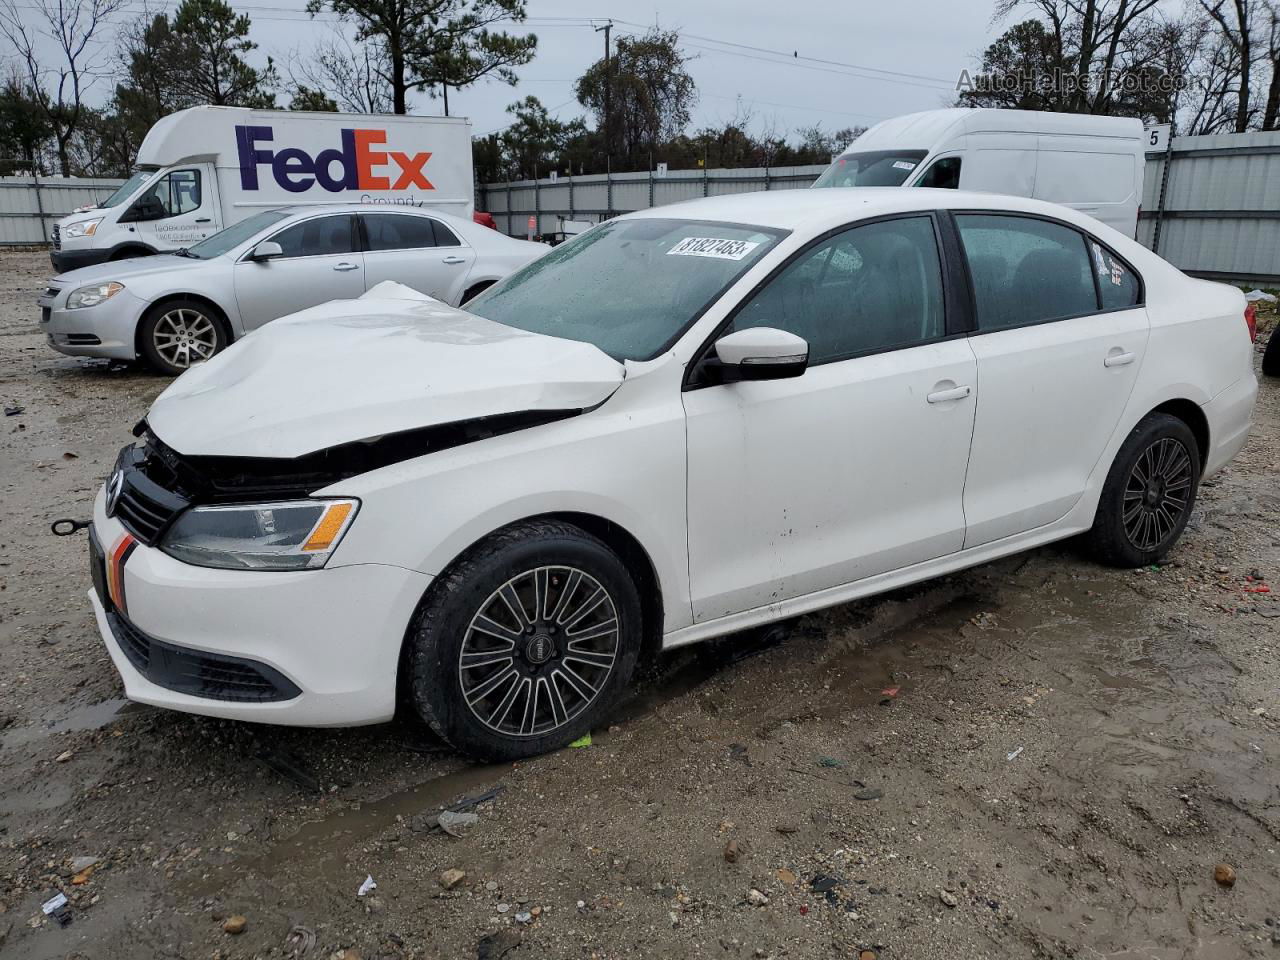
[87,187,1256,729]
[149,284,625,459]
[38,205,546,369]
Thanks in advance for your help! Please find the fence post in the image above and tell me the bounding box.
[703,163,709,197]
[1151,135,1175,255]
[606,169,613,220]
[764,163,771,191]
[32,171,48,243]
[534,176,540,237]
[568,174,574,221]
[506,182,513,236]
[648,165,654,208]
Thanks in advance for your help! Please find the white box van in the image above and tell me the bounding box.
[812,108,1145,236]
[51,106,474,272]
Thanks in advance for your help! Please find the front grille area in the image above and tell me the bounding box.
[107,612,301,703]
[110,444,192,545]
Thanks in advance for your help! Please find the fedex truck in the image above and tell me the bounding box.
[51,105,474,272]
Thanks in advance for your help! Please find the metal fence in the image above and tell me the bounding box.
[0,176,125,245]
[1138,131,1280,286]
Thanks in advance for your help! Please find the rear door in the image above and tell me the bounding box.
[954,212,1149,547]
[359,212,476,305]
[232,214,364,329]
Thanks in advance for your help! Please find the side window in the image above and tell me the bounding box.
[363,214,438,251]
[916,156,961,189]
[1090,240,1141,310]
[142,169,202,217]
[431,220,462,247]
[268,216,355,258]
[730,216,945,364]
[956,215,1097,331]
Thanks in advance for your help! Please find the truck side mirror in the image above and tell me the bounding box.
[120,195,165,223]
[249,241,283,261]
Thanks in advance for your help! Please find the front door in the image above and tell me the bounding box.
[954,213,1150,547]
[130,164,221,250]
[232,214,365,330]
[359,213,476,305]
[684,215,978,622]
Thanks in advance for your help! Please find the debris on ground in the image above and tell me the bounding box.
[940,889,959,908]
[1006,746,1025,761]
[476,929,521,959]
[285,925,316,956]
[569,733,592,748]
[1214,863,1236,887]
[357,875,377,897]
[811,874,842,893]
[440,868,467,889]
[853,787,884,801]
[223,915,247,935]
[41,892,71,927]
[747,888,770,907]
[724,839,740,863]
[438,810,480,838]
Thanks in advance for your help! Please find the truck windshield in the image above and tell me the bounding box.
[811,150,929,188]
[465,218,784,362]
[185,210,292,260]
[99,170,153,208]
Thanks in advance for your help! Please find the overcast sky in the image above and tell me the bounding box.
[28,0,1003,139]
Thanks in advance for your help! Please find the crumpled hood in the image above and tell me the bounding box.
[147,283,625,458]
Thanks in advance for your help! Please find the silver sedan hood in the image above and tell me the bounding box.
[147,283,625,459]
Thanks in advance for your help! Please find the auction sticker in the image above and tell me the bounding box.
[667,237,761,261]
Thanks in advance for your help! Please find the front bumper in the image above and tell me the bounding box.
[51,247,111,273]
[90,488,433,726]
[37,286,150,362]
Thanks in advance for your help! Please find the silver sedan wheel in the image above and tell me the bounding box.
[458,565,619,739]
[152,307,218,369]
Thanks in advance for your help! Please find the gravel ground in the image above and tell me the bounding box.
[1,247,1279,960]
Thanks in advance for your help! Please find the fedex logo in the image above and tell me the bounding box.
[235,125,433,194]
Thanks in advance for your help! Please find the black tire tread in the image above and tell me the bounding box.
[406,518,639,760]
[1263,329,1280,377]
[1087,412,1200,568]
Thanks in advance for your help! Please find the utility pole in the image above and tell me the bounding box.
[594,20,612,178]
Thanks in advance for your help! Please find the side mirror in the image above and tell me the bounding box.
[250,241,283,261]
[120,195,165,223]
[711,327,809,382]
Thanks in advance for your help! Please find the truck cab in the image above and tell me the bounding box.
[812,108,1146,237]
[53,163,222,272]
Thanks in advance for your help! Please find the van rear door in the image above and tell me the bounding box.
[1031,137,1140,235]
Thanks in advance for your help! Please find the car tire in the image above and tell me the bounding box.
[1087,413,1201,568]
[405,519,642,761]
[138,299,227,376]
[1263,329,1280,377]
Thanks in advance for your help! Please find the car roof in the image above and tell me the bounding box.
[622,187,1117,237]
[272,203,472,226]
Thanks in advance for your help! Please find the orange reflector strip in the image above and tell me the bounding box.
[302,503,353,552]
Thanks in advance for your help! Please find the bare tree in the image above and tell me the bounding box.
[0,0,127,175]
[1263,0,1280,128]
[290,29,395,113]
[1197,0,1261,131]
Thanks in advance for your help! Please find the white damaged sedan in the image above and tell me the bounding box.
[86,189,1257,759]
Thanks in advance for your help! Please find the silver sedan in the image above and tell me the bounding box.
[37,205,547,375]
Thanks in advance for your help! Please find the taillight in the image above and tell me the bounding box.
[1245,303,1258,342]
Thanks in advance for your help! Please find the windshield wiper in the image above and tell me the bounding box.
[172,248,198,259]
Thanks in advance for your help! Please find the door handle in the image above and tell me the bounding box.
[333,262,359,272]
[927,384,972,404]
[1104,351,1135,367]
[441,255,467,265]
[195,218,211,223]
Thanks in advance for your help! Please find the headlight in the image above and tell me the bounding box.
[63,218,103,239]
[66,281,124,309]
[160,499,359,571]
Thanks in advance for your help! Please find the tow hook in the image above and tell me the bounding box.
[51,518,91,537]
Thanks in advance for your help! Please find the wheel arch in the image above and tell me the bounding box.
[396,510,666,703]
[461,278,497,304]
[1149,398,1210,473]
[135,293,235,357]
[108,242,157,261]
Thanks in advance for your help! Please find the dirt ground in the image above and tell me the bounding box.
[1,247,1278,960]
